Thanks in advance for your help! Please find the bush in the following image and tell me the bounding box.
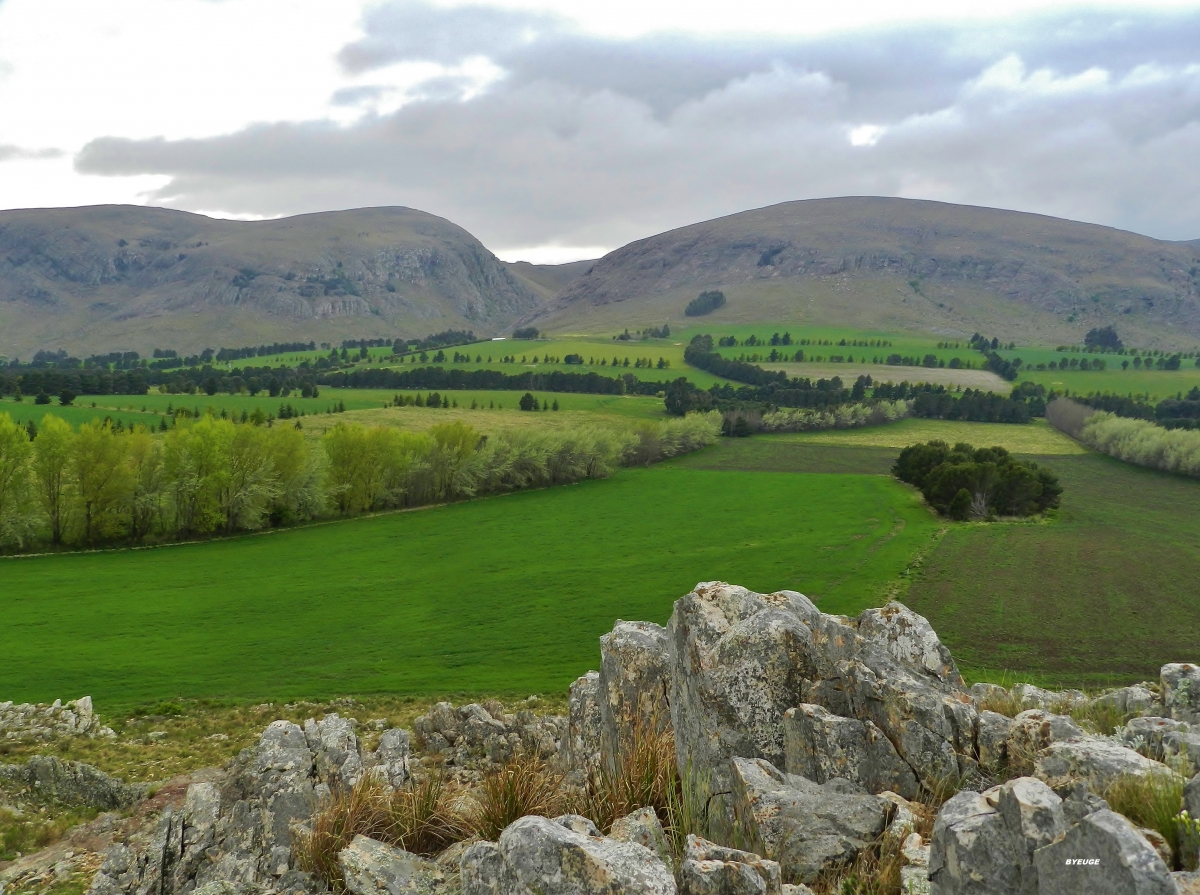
[893,441,1061,519]
[684,291,726,317]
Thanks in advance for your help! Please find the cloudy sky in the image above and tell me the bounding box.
[1,0,1200,261]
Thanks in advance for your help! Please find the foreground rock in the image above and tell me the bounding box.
[930,776,1175,894]
[460,814,676,895]
[338,835,445,895]
[678,835,782,895]
[729,757,889,883]
[0,695,114,741]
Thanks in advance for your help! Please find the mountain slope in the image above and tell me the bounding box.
[503,259,595,301]
[528,197,1200,348]
[0,205,544,355]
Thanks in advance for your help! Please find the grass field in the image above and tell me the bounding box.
[784,418,1087,454]
[0,464,938,711]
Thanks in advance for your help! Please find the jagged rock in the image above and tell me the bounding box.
[1011,684,1086,712]
[970,682,1010,705]
[305,714,365,790]
[977,711,1013,771]
[728,756,888,884]
[1163,664,1200,724]
[1163,729,1200,776]
[1006,710,1085,758]
[367,729,411,789]
[338,835,445,895]
[678,835,782,895]
[0,755,146,810]
[552,814,602,837]
[414,702,563,770]
[560,672,602,775]
[1120,717,1188,760]
[1033,809,1176,895]
[1035,736,1180,790]
[668,583,852,809]
[461,815,676,895]
[1059,783,1111,825]
[598,621,671,772]
[900,833,931,895]
[782,704,919,799]
[0,696,111,741]
[880,792,921,849]
[856,603,962,685]
[609,807,670,864]
[828,657,975,791]
[1091,685,1159,719]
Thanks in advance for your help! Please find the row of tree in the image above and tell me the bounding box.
[0,411,721,552]
[1046,399,1200,478]
[893,441,1062,520]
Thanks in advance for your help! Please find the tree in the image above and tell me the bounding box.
[1084,325,1123,352]
[71,419,132,545]
[33,414,74,545]
[519,392,536,411]
[0,413,37,548]
[685,290,726,316]
[513,327,539,339]
[59,390,76,406]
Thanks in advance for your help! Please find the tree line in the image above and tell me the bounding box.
[1046,398,1200,478]
[0,411,721,552]
[1072,387,1200,431]
[893,441,1062,520]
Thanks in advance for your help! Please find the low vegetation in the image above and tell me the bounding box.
[1101,770,1195,871]
[684,290,726,316]
[893,441,1062,520]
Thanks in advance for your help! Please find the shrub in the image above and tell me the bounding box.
[684,291,726,317]
[1102,770,1190,869]
[893,441,1061,519]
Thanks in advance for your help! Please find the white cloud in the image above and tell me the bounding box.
[848,124,886,146]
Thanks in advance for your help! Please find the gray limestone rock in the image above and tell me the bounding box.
[1163,664,1200,724]
[337,835,444,895]
[782,703,919,800]
[1005,710,1085,760]
[929,789,1023,895]
[367,729,411,789]
[598,621,671,774]
[728,757,888,884]
[609,807,670,864]
[1035,736,1180,791]
[1032,809,1176,895]
[560,672,602,775]
[1163,729,1200,776]
[678,835,782,895]
[0,755,146,809]
[856,603,962,685]
[497,814,675,894]
[305,714,365,790]
[978,711,1014,772]
[1091,685,1159,721]
[1121,717,1189,761]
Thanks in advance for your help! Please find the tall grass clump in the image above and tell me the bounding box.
[471,753,566,841]
[295,774,473,892]
[1102,769,1193,870]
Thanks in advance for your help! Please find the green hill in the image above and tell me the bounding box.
[0,205,544,356]
[525,197,1200,349]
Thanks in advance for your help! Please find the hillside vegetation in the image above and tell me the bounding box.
[527,197,1200,348]
[0,205,544,357]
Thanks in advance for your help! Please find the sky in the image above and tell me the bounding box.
[1,1,1200,262]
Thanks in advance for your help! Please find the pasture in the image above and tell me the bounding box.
[0,464,938,711]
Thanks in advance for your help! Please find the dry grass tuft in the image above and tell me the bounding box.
[810,830,906,895]
[471,753,566,841]
[295,773,473,892]
[1102,769,1190,870]
[974,688,1025,719]
[568,714,678,834]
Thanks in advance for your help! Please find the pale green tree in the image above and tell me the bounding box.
[33,414,74,545]
[70,419,132,545]
[0,413,37,548]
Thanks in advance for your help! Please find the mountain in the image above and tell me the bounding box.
[503,259,595,301]
[0,205,545,356]
[526,197,1200,348]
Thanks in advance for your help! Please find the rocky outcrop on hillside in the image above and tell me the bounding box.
[1,696,114,741]
[15,581,1198,895]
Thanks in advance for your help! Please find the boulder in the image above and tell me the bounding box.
[1163,664,1200,724]
[338,835,444,894]
[1120,717,1188,761]
[728,757,888,884]
[782,704,919,799]
[1032,809,1177,895]
[1091,685,1159,720]
[1011,684,1086,712]
[928,777,1064,895]
[1006,710,1085,757]
[977,711,1013,772]
[609,807,670,864]
[678,835,782,895]
[560,672,602,775]
[1059,783,1111,825]
[900,833,931,895]
[1035,736,1180,791]
[1186,773,1200,817]
[462,814,676,895]
[598,621,671,772]
[367,729,412,789]
[969,682,1011,706]
[1163,729,1200,776]
[856,603,962,685]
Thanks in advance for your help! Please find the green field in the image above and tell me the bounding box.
[0,464,938,710]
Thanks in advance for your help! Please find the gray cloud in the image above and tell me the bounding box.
[0,144,64,162]
[76,6,1200,249]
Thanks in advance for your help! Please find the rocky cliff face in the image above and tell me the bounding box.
[0,206,545,355]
